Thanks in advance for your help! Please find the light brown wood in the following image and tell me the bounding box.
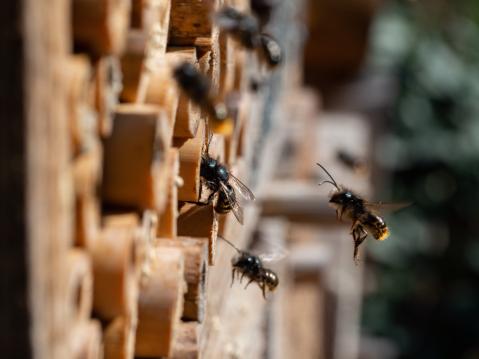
[177,203,218,265]
[91,225,138,320]
[65,55,96,157]
[135,247,186,357]
[157,148,180,238]
[168,0,216,46]
[74,194,101,249]
[68,320,103,359]
[72,0,131,56]
[175,119,206,202]
[120,30,148,102]
[93,56,122,137]
[171,322,201,359]
[61,249,93,326]
[131,0,171,35]
[72,139,102,198]
[167,47,202,138]
[102,104,168,210]
[157,237,209,322]
[104,316,137,359]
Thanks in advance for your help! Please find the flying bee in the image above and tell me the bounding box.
[336,149,368,174]
[214,6,261,49]
[200,133,255,224]
[173,62,227,121]
[316,162,399,262]
[219,236,279,299]
[250,0,277,27]
[214,7,282,68]
[258,33,282,67]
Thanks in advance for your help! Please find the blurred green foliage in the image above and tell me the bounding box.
[362,1,479,358]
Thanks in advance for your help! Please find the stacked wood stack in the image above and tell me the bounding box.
[26,0,310,358]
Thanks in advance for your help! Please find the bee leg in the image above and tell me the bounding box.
[261,281,267,299]
[353,230,367,264]
[231,268,236,287]
[240,272,247,284]
[244,278,254,289]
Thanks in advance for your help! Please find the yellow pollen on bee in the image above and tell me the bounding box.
[377,228,390,241]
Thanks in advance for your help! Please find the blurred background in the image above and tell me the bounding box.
[301,0,479,358]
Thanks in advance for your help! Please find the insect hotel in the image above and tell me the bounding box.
[3,0,381,358]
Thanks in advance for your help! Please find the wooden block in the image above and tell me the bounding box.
[91,225,138,320]
[72,0,131,56]
[157,238,209,322]
[157,149,180,238]
[72,140,102,197]
[104,316,137,359]
[131,0,171,35]
[168,0,216,46]
[120,30,148,102]
[102,104,168,210]
[219,32,236,98]
[68,320,103,359]
[167,47,202,138]
[65,55,96,156]
[175,119,206,202]
[135,247,186,357]
[93,56,122,137]
[61,249,93,327]
[171,322,201,359]
[74,194,101,249]
[177,203,218,265]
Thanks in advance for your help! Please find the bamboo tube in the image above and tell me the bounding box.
[177,203,218,265]
[91,225,138,320]
[72,0,131,56]
[104,316,137,359]
[135,247,186,357]
[61,249,93,326]
[166,47,202,138]
[74,194,101,249]
[171,322,201,359]
[157,149,179,238]
[156,237,208,322]
[102,104,168,210]
[175,119,205,202]
[93,56,122,137]
[68,320,103,359]
[168,0,215,45]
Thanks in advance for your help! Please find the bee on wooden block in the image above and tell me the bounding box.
[173,62,227,121]
[214,7,282,68]
[317,163,403,262]
[200,134,255,224]
[220,236,279,299]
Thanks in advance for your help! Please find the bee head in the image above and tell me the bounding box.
[264,269,279,291]
[329,191,354,205]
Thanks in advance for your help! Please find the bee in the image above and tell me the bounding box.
[250,0,277,27]
[200,134,255,224]
[219,236,279,299]
[214,7,282,68]
[214,6,261,49]
[317,163,392,262]
[336,149,368,174]
[173,62,227,121]
[258,33,282,67]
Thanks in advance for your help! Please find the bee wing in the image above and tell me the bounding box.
[219,181,244,224]
[228,174,255,201]
[213,9,240,31]
[364,201,412,213]
[258,251,288,263]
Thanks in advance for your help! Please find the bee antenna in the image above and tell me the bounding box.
[316,163,340,190]
[218,235,241,253]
